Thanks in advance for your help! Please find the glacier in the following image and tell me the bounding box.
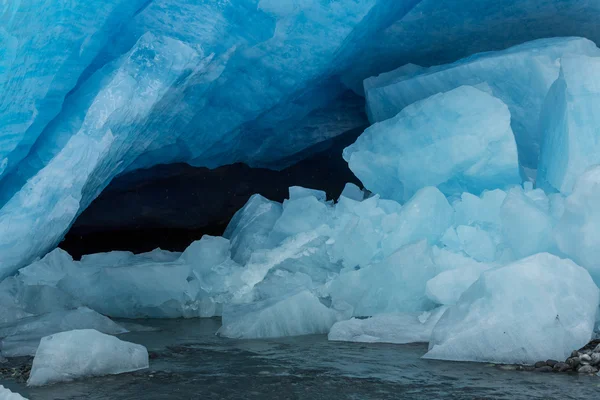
[4,0,600,377]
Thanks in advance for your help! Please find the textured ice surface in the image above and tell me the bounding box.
[328,307,447,344]
[0,307,126,357]
[218,291,342,339]
[538,56,600,194]
[3,2,600,276]
[364,37,600,168]
[425,254,600,364]
[556,166,600,285]
[345,86,520,202]
[27,329,148,386]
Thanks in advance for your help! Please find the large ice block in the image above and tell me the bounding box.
[364,37,600,168]
[345,86,520,202]
[425,253,599,364]
[27,329,148,386]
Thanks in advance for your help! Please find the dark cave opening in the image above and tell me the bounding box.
[60,126,366,258]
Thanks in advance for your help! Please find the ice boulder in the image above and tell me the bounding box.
[345,86,520,202]
[538,56,600,194]
[556,166,600,284]
[425,263,491,306]
[224,194,283,265]
[424,253,599,364]
[27,329,148,386]
[0,307,127,357]
[328,241,439,316]
[364,37,600,168]
[328,307,447,344]
[0,385,27,400]
[500,187,556,258]
[217,291,341,339]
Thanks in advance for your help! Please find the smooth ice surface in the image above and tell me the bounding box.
[0,307,127,357]
[328,307,447,344]
[425,254,599,364]
[345,86,520,202]
[0,386,27,400]
[27,329,148,386]
[364,37,600,168]
[537,56,600,194]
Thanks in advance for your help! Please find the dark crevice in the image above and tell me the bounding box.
[61,126,365,259]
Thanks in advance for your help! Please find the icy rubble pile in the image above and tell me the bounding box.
[3,35,600,369]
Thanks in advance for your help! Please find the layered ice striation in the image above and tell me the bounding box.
[537,56,600,194]
[345,86,520,202]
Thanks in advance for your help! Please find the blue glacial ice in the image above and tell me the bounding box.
[5,0,600,370]
[363,37,600,170]
[537,55,600,194]
[424,253,599,364]
[344,86,520,202]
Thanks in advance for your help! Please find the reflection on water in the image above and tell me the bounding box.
[2,318,599,399]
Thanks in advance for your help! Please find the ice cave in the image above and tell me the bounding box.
[3,0,600,398]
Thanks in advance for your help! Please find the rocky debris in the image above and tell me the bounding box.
[523,339,600,375]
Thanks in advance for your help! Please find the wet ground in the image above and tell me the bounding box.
[2,318,599,399]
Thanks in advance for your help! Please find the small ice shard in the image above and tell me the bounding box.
[345,86,520,202]
[0,385,27,400]
[364,37,600,168]
[0,307,127,357]
[27,329,148,386]
[328,307,447,344]
[424,253,599,364]
[537,56,600,194]
[217,291,341,339]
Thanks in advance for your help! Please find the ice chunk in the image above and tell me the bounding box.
[538,56,600,194]
[224,194,283,265]
[365,37,600,168]
[425,264,490,306]
[338,183,364,202]
[500,187,555,258]
[0,385,27,400]
[556,166,600,284]
[328,241,438,316]
[0,307,127,357]
[345,86,520,202]
[328,307,447,344]
[27,329,148,386]
[425,253,599,364]
[58,260,204,319]
[218,291,341,339]
[380,187,454,256]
